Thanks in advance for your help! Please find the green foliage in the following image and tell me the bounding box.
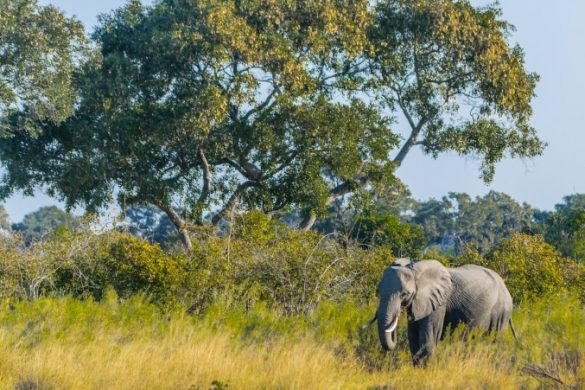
[188,211,390,314]
[0,0,84,128]
[489,234,567,301]
[55,233,187,308]
[0,212,394,313]
[352,212,425,258]
[0,231,186,307]
[0,0,544,249]
[371,0,544,180]
[12,206,82,244]
[460,233,574,302]
[0,0,394,242]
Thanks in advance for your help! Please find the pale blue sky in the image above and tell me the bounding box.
[8,0,584,222]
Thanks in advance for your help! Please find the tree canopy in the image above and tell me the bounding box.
[0,0,544,250]
[0,0,84,129]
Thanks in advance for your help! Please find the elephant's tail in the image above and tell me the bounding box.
[509,318,521,346]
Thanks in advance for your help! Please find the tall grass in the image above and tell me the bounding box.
[0,292,581,389]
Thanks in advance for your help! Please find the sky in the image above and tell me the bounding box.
[7,0,584,222]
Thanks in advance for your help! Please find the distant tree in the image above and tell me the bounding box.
[121,205,178,249]
[13,206,81,244]
[538,194,585,262]
[413,191,534,253]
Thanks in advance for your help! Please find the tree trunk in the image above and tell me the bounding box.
[212,181,257,226]
[300,175,369,231]
[155,202,193,251]
[299,213,317,231]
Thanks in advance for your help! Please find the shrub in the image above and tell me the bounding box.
[0,231,187,308]
[55,233,187,307]
[485,233,571,301]
[186,211,392,314]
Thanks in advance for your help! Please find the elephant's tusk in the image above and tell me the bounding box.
[385,317,398,333]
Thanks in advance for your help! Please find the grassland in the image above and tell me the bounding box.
[0,292,581,389]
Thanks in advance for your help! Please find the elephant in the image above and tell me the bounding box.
[372,258,517,366]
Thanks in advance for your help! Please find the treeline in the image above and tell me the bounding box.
[8,190,585,263]
[1,189,583,311]
[316,190,585,263]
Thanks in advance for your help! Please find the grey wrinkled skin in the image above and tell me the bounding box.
[376,258,514,366]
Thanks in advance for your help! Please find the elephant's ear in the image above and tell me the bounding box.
[410,260,453,321]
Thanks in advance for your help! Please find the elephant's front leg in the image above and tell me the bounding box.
[409,306,446,367]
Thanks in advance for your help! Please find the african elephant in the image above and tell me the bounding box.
[373,258,517,366]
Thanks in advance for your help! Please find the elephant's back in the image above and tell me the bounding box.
[445,265,513,330]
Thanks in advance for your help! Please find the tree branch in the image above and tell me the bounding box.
[194,148,211,225]
[243,89,277,121]
[220,157,263,181]
[299,174,371,231]
[211,181,258,226]
[151,200,192,251]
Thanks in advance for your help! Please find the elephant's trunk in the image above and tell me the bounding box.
[377,294,401,351]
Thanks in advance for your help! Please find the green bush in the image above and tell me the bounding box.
[187,211,391,315]
[0,211,394,313]
[12,211,585,316]
[55,233,187,308]
[488,233,569,301]
[0,231,187,308]
[446,234,585,303]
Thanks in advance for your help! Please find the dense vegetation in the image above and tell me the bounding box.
[0,0,582,388]
[0,217,582,388]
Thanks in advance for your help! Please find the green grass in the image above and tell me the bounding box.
[0,292,582,389]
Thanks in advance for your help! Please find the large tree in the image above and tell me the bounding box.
[0,0,396,250]
[0,0,544,250]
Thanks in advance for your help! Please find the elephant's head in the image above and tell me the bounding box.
[375,258,453,351]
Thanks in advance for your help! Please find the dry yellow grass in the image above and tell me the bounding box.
[0,295,580,389]
[0,326,536,389]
